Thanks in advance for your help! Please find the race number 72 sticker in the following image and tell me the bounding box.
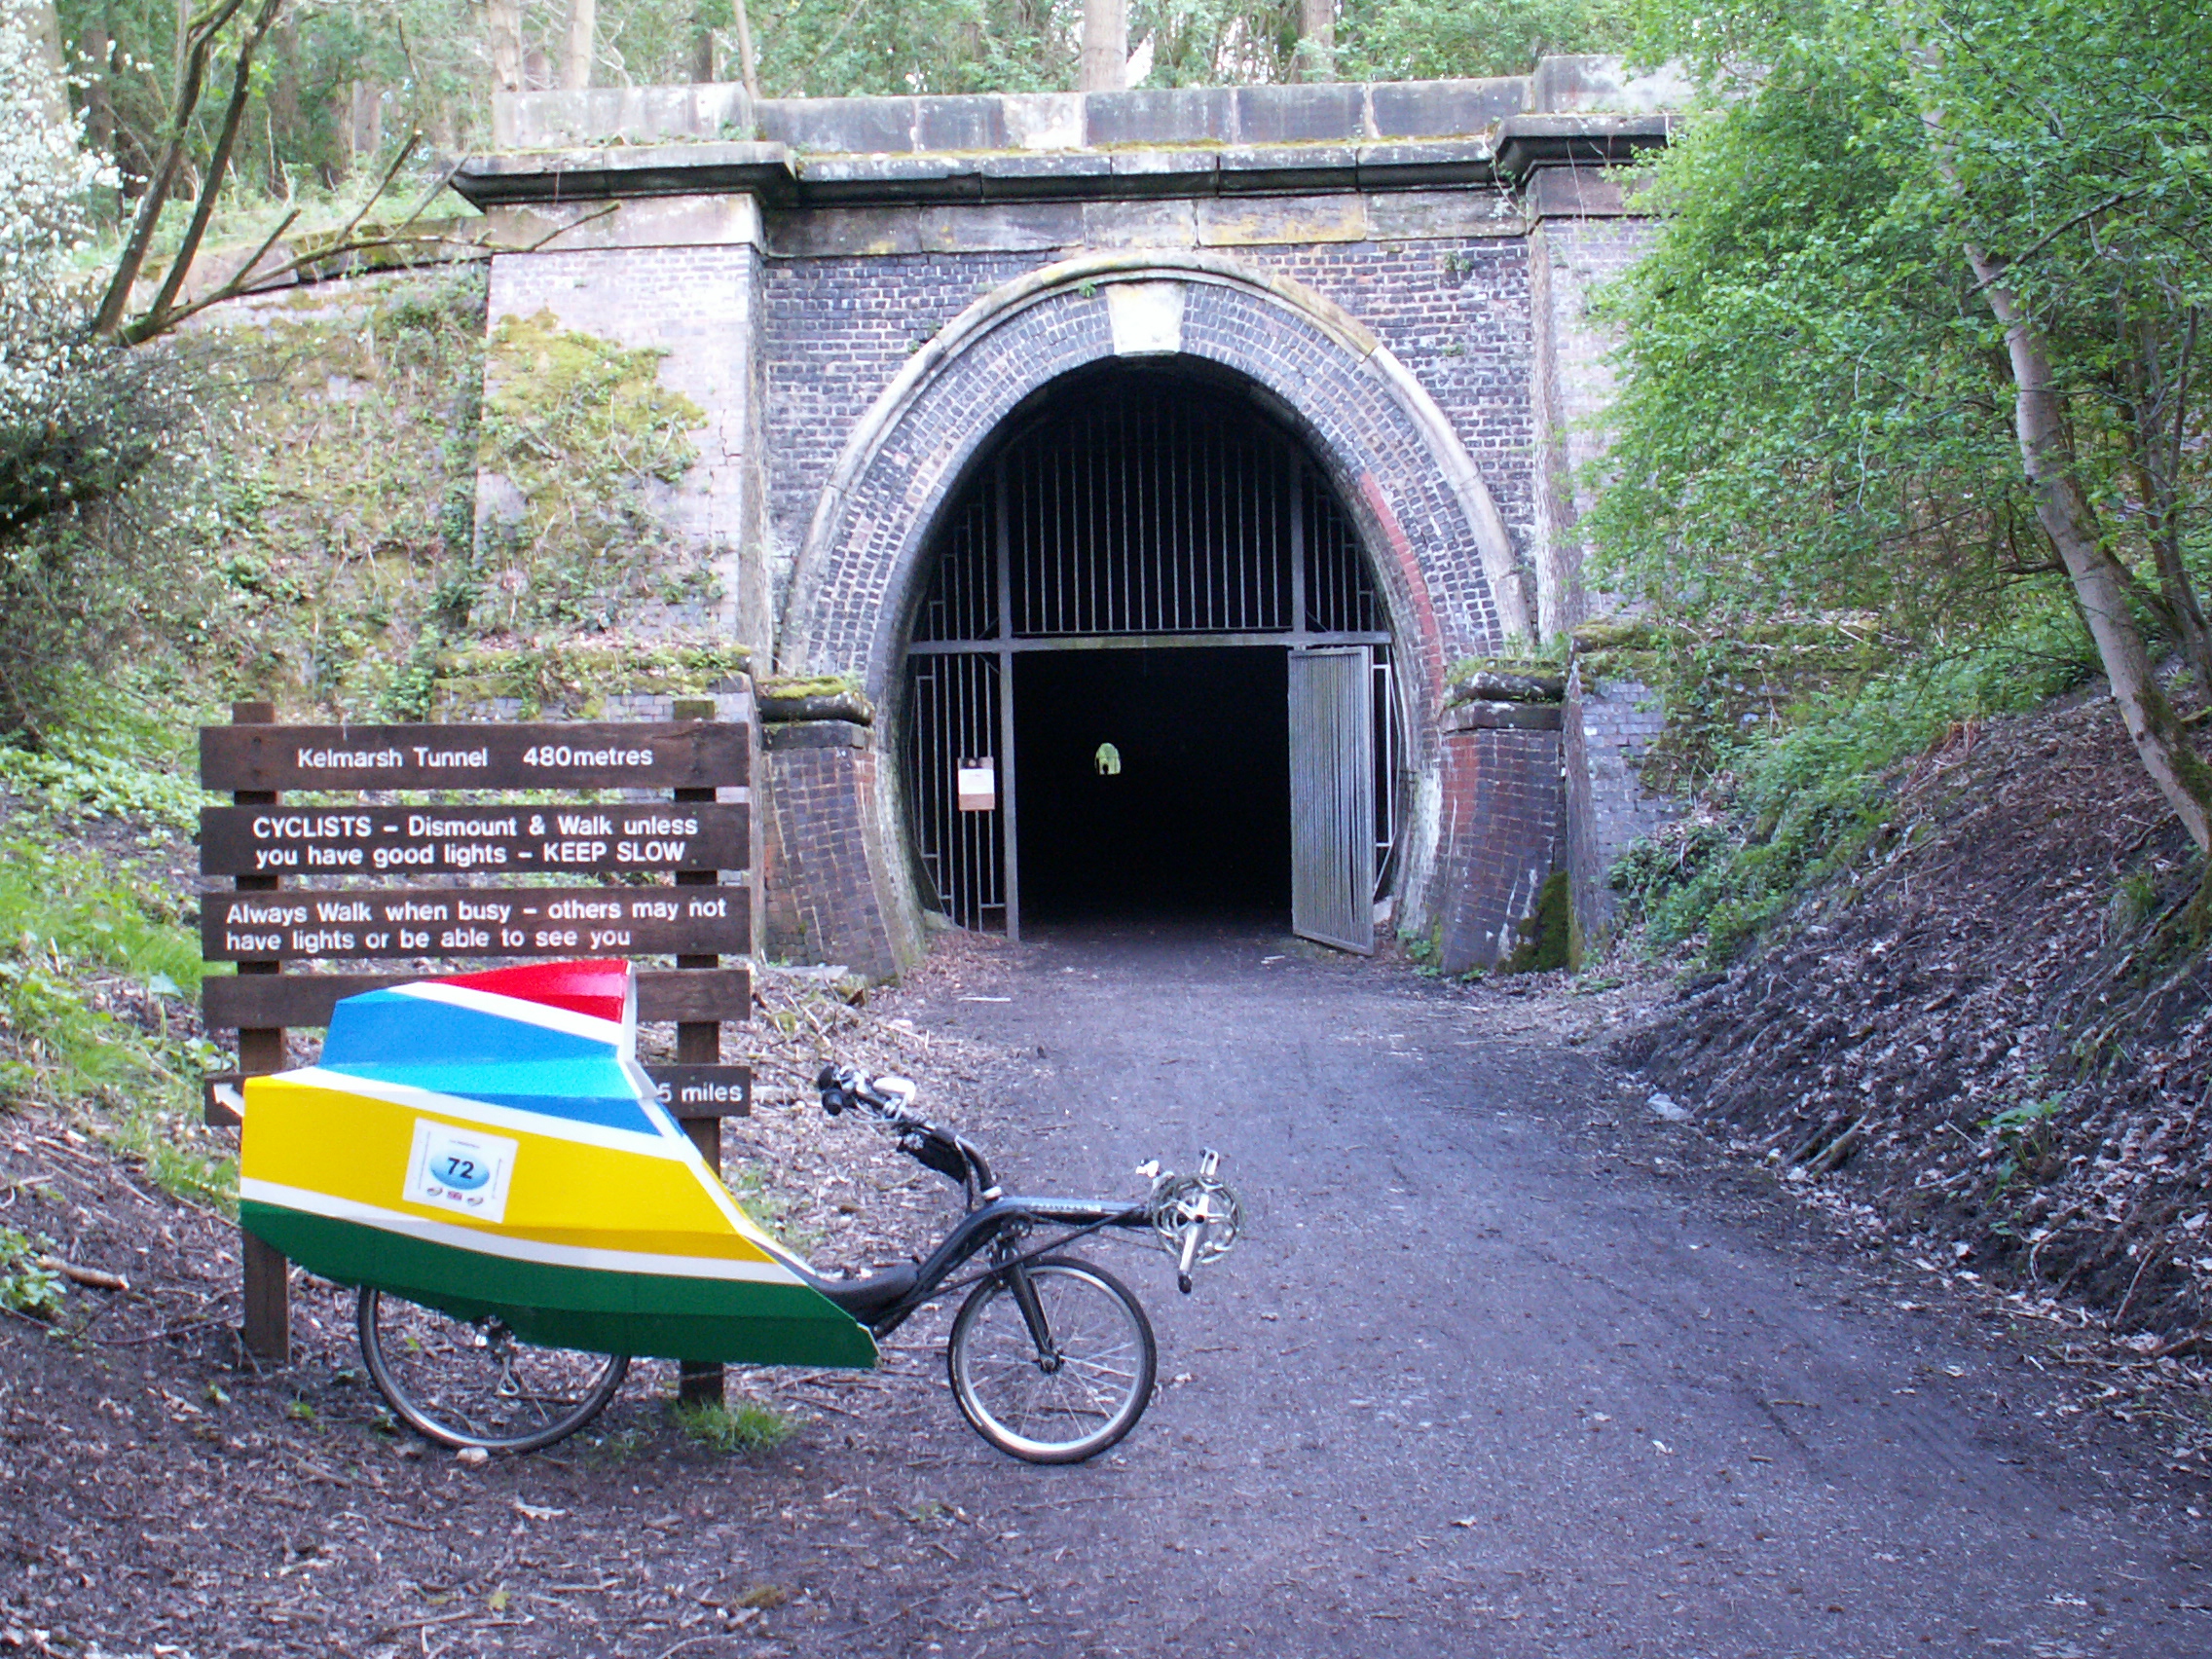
[402,1120,518,1225]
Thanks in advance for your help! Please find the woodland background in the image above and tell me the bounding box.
[3,0,2212,1353]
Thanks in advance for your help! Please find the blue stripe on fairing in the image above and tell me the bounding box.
[323,990,618,1067]
[310,1058,660,1135]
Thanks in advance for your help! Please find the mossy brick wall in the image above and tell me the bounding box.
[483,243,772,655]
[1437,724,1567,973]
[759,722,921,980]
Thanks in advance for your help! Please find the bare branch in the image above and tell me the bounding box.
[92,0,254,335]
[137,0,288,335]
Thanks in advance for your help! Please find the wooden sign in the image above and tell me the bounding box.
[202,701,756,1384]
[201,966,754,1031]
[643,1064,754,1118]
[199,802,751,876]
[205,1061,753,1124]
[203,885,750,961]
[199,720,750,792]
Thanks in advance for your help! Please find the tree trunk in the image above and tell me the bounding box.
[687,5,715,83]
[729,0,759,101]
[82,15,116,157]
[265,13,300,191]
[28,0,68,128]
[1968,245,2212,851]
[563,0,595,90]
[1905,43,2212,856]
[1081,0,1125,92]
[487,0,525,94]
[349,80,383,169]
[1296,0,1334,82]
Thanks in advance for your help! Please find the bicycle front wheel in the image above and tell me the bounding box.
[357,1288,629,1455]
[946,1255,1157,1463]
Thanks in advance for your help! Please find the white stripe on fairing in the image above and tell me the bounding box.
[240,1178,807,1287]
[274,1067,689,1159]
[386,981,632,1054]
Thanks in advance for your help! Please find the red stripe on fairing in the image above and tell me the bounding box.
[432,960,633,1023]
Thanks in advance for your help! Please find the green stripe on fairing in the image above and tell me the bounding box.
[242,1201,877,1368]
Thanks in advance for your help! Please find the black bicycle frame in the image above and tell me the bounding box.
[863,1196,1150,1339]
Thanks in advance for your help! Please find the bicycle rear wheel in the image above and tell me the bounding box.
[946,1255,1157,1463]
[357,1288,628,1455]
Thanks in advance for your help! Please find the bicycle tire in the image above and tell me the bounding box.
[357,1287,629,1455]
[946,1255,1157,1464]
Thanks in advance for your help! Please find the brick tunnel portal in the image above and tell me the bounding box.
[898,363,1404,946]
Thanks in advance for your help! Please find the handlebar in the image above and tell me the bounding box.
[816,1064,997,1200]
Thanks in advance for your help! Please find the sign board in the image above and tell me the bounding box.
[203,885,749,961]
[202,702,757,1377]
[199,802,750,877]
[200,720,749,792]
[957,758,996,813]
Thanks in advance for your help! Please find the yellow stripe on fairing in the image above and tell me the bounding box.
[242,1076,793,1266]
[239,1178,805,1284]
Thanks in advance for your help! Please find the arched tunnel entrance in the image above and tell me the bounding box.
[899,363,1405,949]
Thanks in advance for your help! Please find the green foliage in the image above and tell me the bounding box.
[0,1225,66,1319]
[0,672,217,832]
[192,269,489,717]
[1339,0,1632,82]
[673,1395,796,1454]
[0,826,234,1211]
[1608,639,2094,961]
[186,270,726,719]
[1591,0,2212,683]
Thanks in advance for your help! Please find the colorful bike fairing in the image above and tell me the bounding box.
[237,961,877,1367]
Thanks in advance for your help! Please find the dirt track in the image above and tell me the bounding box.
[5,923,2210,1656]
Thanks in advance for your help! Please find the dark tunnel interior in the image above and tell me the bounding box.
[1013,646,1290,924]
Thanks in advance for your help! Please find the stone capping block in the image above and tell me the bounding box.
[1085,86,1236,147]
[1367,78,1527,137]
[763,719,874,753]
[1530,55,1696,115]
[1526,165,1639,220]
[1444,700,1565,732]
[1234,82,1371,144]
[493,81,753,149]
[758,94,922,155]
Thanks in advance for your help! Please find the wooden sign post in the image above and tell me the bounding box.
[200,701,756,1376]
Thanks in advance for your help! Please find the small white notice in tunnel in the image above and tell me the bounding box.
[957,759,996,811]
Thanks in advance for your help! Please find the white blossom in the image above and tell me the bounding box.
[0,0,116,424]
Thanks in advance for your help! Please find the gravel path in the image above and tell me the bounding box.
[5,923,2208,1656]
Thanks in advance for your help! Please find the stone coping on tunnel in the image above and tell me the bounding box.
[454,58,1682,210]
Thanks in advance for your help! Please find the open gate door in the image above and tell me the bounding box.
[1289,647,1376,954]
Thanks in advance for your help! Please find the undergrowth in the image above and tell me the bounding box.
[672,1396,796,1455]
[0,672,217,834]
[1608,629,2099,962]
[0,825,235,1213]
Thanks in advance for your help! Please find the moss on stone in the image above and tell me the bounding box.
[1502,870,1571,974]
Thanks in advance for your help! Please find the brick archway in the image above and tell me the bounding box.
[776,248,1528,943]
[780,250,1523,708]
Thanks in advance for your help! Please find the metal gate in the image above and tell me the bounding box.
[903,651,1006,932]
[903,369,1401,941]
[1289,647,1377,954]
